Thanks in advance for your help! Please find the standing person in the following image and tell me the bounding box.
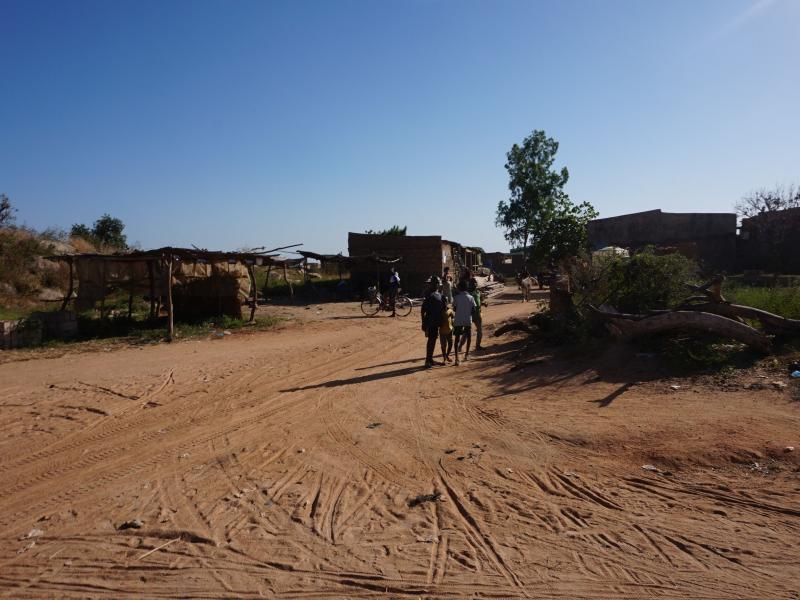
[441,266,454,304]
[452,280,476,365]
[468,279,483,351]
[459,267,473,289]
[420,276,445,368]
[387,267,401,316]
[439,299,454,362]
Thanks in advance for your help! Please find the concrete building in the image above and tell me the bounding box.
[587,210,737,272]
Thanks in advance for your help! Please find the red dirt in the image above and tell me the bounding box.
[0,288,798,598]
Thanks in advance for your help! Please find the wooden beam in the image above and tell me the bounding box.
[60,257,74,311]
[247,263,257,322]
[148,260,156,319]
[99,262,107,320]
[283,262,294,300]
[166,255,174,341]
[127,264,135,318]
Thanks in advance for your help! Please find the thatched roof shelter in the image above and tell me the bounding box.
[47,245,301,340]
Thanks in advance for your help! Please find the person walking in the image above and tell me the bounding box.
[420,276,445,368]
[468,279,483,351]
[441,266,454,304]
[439,299,454,362]
[387,267,401,316]
[452,280,476,365]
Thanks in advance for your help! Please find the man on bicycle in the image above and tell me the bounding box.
[388,267,401,317]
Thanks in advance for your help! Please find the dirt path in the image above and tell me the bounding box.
[0,288,798,599]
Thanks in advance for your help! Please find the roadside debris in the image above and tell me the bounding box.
[641,464,660,472]
[785,446,795,453]
[772,381,788,390]
[669,385,681,391]
[791,371,800,379]
[17,542,35,554]
[22,528,43,539]
[366,422,382,429]
[117,519,144,530]
[408,493,441,508]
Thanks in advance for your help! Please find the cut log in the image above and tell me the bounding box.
[680,302,800,335]
[495,319,536,337]
[592,307,771,352]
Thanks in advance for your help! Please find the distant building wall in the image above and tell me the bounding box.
[348,233,445,294]
[587,210,737,272]
[738,207,800,274]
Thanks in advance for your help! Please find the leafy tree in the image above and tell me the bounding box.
[365,225,407,236]
[0,194,15,227]
[496,130,596,265]
[71,214,128,249]
[70,223,93,239]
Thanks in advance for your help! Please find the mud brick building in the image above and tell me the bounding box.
[347,233,483,295]
[587,209,737,272]
[737,207,800,274]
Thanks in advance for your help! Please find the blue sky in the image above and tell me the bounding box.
[2,0,798,253]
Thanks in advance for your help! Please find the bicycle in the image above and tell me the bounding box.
[360,286,413,317]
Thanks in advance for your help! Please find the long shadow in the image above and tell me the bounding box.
[589,382,634,407]
[329,315,374,320]
[355,357,424,371]
[280,364,425,392]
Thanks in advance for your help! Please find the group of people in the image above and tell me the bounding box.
[420,266,483,368]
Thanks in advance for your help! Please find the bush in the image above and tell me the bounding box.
[0,228,53,295]
[726,283,800,320]
[573,248,698,315]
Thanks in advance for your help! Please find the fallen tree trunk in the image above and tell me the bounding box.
[680,302,800,335]
[591,307,772,352]
[495,318,536,337]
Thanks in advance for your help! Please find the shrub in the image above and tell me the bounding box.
[0,228,53,295]
[573,248,698,315]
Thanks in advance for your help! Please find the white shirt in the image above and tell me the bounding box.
[453,292,476,327]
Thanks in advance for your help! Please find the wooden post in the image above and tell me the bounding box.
[127,264,135,319]
[148,260,156,319]
[60,257,74,311]
[247,263,257,322]
[166,255,174,341]
[283,262,294,300]
[99,262,106,319]
[264,264,272,297]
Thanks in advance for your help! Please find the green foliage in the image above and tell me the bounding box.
[365,225,407,236]
[71,214,128,249]
[496,130,596,264]
[573,248,698,315]
[0,229,53,295]
[726,283,800,320]
[70,223,92,239]
[0,194,15,226]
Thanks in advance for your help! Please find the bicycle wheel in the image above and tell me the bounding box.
[361,299,381,316]
[393,296,413,317]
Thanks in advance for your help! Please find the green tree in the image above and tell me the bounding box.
[71,214,128,249]
[0,194,15,227]
[496,130,596,265]
[365,225,407,236]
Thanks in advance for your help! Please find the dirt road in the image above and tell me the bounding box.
[1,289,798,598]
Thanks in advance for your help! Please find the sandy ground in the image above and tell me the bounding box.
[0,287,798,599]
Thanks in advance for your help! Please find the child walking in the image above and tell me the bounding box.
[452,281,476,365]
[439,300,454,362]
